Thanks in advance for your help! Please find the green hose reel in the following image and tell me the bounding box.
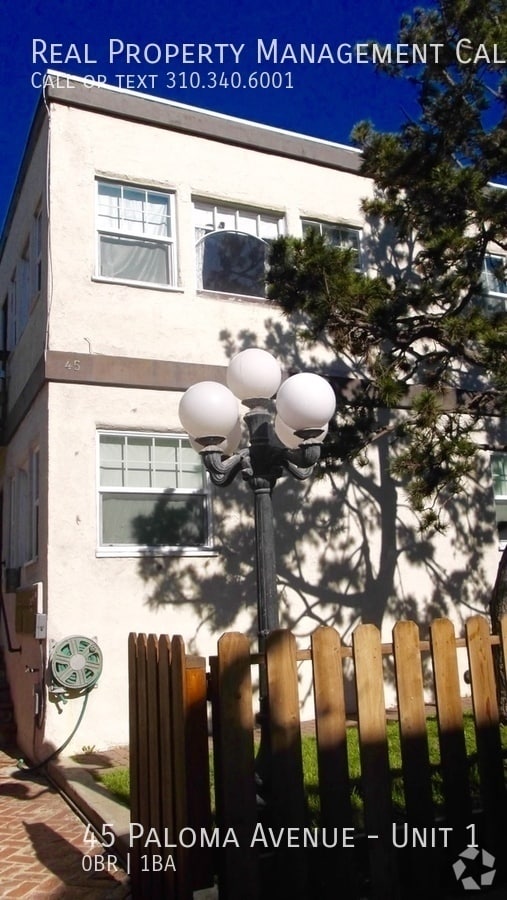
[50,635,103,693]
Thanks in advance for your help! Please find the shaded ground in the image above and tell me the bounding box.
[0,745,130,899]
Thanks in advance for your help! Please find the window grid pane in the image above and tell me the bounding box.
[492,454,507,497]
[302,219,361,268]
[194,202,284,239]
[484,255,507,296]
[98,184,171,238]
[99,433,210,548]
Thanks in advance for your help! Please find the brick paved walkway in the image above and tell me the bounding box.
[0,746,131,899]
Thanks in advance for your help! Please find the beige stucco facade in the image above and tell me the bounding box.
[0,76,503,757]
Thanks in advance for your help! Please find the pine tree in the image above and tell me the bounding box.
[267,1,507,710]
[267,0,507,529]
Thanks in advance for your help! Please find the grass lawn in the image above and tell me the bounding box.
[95,714,507,825]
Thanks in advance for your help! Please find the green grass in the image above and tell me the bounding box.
[303,714,507,826]
[96,767,130,807]
[95,715,507,825]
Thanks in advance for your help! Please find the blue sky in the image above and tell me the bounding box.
[0,0,430,232]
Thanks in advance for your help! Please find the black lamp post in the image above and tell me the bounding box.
[178,348,336,790]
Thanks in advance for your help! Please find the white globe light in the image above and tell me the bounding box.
[275,372,336,431]
[189,419,243,456]
[274,415,303,449]
[227,348,282,401]
[275,415,328,448]
[179,381,239,440]
[218,419,243,455]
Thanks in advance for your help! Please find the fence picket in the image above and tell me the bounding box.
[144,635,163,894]
[466,615,507,856]
[393,621,440,897]
[311,626,358,898]
[185,657,214,893]
[266,629,309,900]
[170,635,192,900]
[393,621,434,822]
[429,617,471,856]
[157,634,176,897]
[128,633,142,896]
[353,624,400,900]
[135,634,152,896]
[215,632,259,900]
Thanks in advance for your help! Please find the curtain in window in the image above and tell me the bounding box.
[99,185,169,237]
[98,184,121,230]
[145,194,170,237]
[100,236,169,284]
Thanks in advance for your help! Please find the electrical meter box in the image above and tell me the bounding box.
[15,583,44,636]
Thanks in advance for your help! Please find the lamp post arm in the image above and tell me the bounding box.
[200,449,248,487]
[282,443,323,481]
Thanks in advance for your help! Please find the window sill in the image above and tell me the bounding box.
[96,546,218,559]
[197,288,276,305]
[92,276,184,294]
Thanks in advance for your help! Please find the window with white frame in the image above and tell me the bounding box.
[7,448,39,568]
[491,452,507,547]
[194,201,285,298]
[302,219,362,269]
[482,254,506,312]
[96,181,176,287]
[98,432,212,552]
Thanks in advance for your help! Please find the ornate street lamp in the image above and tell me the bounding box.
[178,348,336,790]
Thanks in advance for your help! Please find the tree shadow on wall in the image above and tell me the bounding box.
[134,323,499,695]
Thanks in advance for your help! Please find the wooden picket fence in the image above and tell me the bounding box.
[128,615,507,900]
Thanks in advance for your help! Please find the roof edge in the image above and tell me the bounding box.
[43,70,363,175]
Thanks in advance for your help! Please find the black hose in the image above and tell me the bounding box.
[14,690,91,778]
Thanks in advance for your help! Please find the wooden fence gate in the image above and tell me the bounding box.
[128,615,507,899]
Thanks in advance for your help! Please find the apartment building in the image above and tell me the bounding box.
[0,75,505,757]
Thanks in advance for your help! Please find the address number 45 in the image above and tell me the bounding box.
[83,823,115,848]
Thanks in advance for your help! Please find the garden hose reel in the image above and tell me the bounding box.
[50,635,103,698]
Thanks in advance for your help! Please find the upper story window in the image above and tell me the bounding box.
[194,201,285,298]
[7,447,40,569]
[6,207,42,351]
[96,181,176,288]
[491,452,507,548]
[97,432,212,555]
[482,254,506,312]
[302,219,362,270]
